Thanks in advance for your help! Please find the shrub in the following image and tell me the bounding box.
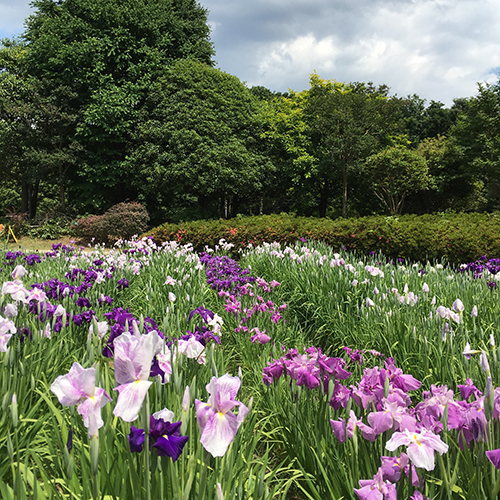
[145,212,500,265]
[76,202,149,244]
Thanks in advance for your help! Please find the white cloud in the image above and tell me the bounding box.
[230,0,500,104]
[0,1,34,38]
[256,34,339,86]
[1,0,500,105]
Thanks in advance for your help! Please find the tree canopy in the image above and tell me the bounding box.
[126,59,273,221]
[16,0,215,213]
[0,1,498,223]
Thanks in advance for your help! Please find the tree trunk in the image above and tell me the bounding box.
[59,185,66,212]
[342,163,348,218]
[21,181,29,214]
[29,180,40,219]
[318,178,330,218]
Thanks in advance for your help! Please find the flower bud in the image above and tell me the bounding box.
[11,393,18,429]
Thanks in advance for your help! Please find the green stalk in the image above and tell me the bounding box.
[90,433,100,500]
[142,393,151,500]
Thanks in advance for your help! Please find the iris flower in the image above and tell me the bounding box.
[195,374,249,457]
[113,330,162,422]
[128,410,188,461]
[0,315,17,352]
[385,428,448,471]
[51,362,112,438]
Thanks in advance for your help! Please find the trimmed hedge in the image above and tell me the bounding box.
[144,213,500,265]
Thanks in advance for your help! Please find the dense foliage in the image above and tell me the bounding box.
[1,1,500,224]
[146,212,500,265]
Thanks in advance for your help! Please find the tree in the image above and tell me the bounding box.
[401,94,459,145]
[0,39,81,218]
[450,80,500,209]
[405,135,485,213]
[258,91,317,215]
[125,59,273,222]
[363,146,429,215]
[21,0,215,211]
[303,73,403,217]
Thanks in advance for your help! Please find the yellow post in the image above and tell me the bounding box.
[7,225,18,244]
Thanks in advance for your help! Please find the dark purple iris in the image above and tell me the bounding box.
[117,278,129,290]
[128,426,146,453]
[128,417,188,462]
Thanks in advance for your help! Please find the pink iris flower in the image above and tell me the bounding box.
[1,280,30,303]
[0,315,17,352]
[385,428,448,471]
[331,410,376,443]
[250,328,271,344]
[113,330,162,422]
[12,265,28,280]
[354,468,397,500]
[177,335,206,364]
[195,374,249,457]
[51,362,112,438]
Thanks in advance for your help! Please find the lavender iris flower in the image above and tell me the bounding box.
[195,374,249,457]
[113,330,162,422]
[51,363,112,438]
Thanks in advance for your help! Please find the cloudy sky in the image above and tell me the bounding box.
[1,0,499,106]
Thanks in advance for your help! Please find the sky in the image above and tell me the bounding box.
[1,0,499,106]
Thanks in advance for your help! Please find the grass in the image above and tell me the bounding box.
[1,235,76,253]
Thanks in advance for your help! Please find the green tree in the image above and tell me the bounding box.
[258,91,317,215]
[404,135,485,213]
[450,80,500,209]
[126,59,273,222]
[303,73,402,217]
[0,39,81,218]
[22,0,215,211]
[363,146,429,215]
[401,94,459,145]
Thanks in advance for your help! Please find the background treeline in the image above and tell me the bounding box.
[1,0,500,229]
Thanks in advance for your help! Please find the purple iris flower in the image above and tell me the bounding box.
[117,278,129,290]
[128,426,146,452]
[128,412,188,461]
[486,449,500,469]
[188,306,215,324]
[152,420,188,461]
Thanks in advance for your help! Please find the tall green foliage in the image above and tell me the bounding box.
[21,0,215,212]
[126,59,273,222]
[0,39,81,218]
[304,74,404,217]
[363,146,429,215]
[450,80,500,209]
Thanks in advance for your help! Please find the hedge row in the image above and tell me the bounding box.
[145,213,500,265]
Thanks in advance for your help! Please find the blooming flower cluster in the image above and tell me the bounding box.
[263,346,351,390]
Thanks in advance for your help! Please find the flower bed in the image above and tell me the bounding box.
[1,238,500,499]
